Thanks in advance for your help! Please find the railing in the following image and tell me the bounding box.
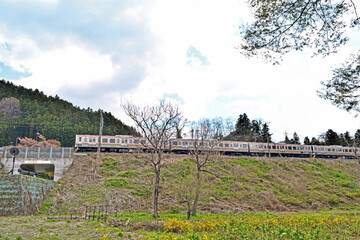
[3,147,72,159]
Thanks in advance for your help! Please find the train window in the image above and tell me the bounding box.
[172,141,177,145]
[116,139,120,143]
[78,137,82,142]
[110,139,115,143]
[280,146,284,149]
[234,144,238,148]
[293,146,297,150]
[129,140,132,144]
[102,138,108,143]
[288,146,291,150]
[189,142,193,146]
[219,143,223,147]
[225,144,229,147]
[84,138,88,142]
[134,140,139,144]
[243,144,247,148]
[272,146,276,149]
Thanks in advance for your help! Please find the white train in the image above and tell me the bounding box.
[75,134,358,159]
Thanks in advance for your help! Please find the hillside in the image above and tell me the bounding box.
[0,79,137,147]
[41,154,360,215]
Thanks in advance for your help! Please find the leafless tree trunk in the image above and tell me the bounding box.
[121,99,183,218]
[189,119,219,217]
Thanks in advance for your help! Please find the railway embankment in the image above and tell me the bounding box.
[40,153,360,215]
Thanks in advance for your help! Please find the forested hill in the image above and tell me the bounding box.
[0,79,137,147]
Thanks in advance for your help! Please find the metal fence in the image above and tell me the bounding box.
[3,147,72,159]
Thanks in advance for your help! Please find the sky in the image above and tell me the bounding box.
[0,0,359,142]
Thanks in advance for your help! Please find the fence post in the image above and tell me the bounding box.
[105,205,108,223]
[92,206,96,221]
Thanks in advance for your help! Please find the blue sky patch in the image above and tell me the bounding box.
[0,62,32,80]
[163,92,184,103]
[186,46,209,67]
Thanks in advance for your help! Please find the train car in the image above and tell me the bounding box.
[75,134,358,159]
[75,134,149,152]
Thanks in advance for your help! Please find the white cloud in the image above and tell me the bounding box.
[1,34,115,95]
[1,0,359,142]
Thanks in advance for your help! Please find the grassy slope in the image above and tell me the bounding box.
[41,153,360,215]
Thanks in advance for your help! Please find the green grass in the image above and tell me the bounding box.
[1,211,360,239]
[39,154,360,217]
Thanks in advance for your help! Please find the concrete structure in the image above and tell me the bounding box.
[0,175,55,216]
[1,147,73,181]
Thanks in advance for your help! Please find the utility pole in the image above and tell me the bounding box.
[95,111,103,177]
[97,111,103,155]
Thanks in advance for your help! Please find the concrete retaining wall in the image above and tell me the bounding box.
[0,175,55,216]
[1,147,73,181]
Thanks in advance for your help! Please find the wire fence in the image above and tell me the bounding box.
[46,205,126,223]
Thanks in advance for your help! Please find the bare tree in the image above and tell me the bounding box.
[184,119,219,218]
[121,99,183,218]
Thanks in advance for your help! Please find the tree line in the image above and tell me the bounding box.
[0,79,138,147]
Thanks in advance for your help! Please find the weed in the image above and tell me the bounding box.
[118,230,124,237]
[117,170,139,178]
[104,178,128,188]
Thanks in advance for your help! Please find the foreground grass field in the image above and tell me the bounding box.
[1,211,360,239]
[2,154,360,239]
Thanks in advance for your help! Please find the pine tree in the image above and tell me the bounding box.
[235,113,252,141]
[260,122,271,143]
[303,136,310,145]
[291,132,300,144]
[325,129,341,145]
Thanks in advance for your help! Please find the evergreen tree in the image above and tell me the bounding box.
[310,137,321,145]
[303,136,310,145]
[291,132,300,144]
[355,129,360,147]
[0,79,138,146]
[235,113,252,141]
[284,135,291,144]
[343,131,352,146]
[324,129,341,145]
[260,122,271,143]
[250,119,262,141]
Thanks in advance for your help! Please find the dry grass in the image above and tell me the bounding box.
[41,153,360,216]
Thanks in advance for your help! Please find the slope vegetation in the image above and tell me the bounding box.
[41,154,360,215]
[0,79,137,146]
